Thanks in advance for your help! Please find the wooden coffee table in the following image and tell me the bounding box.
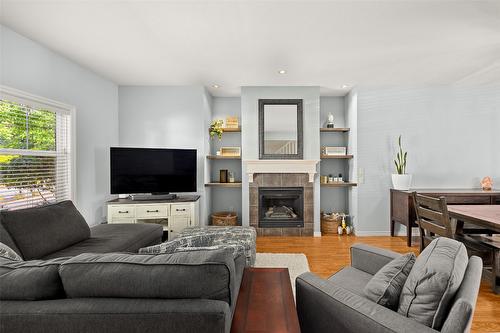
[231,267,300,333]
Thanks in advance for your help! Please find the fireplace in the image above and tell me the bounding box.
[259,187,304,228]
[249,173,314,236]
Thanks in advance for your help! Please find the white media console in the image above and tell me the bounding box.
[106,195,200,240]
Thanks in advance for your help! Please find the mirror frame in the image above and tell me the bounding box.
[258,99,303,160]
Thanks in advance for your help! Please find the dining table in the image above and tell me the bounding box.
[447,205,500,234]
[447,204,500,293]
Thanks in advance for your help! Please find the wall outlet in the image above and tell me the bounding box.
[358,168,365,184]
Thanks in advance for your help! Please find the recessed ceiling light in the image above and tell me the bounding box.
[212,84,220,89]
[341,84,349,88]
[278,70,287,74]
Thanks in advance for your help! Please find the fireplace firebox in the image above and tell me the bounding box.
[258,187,304,228]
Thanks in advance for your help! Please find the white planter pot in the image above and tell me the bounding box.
[392,174,412,190]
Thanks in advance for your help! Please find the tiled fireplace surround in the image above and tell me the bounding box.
[249,173,313,236]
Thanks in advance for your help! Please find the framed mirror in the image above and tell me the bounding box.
[259,99,303,159]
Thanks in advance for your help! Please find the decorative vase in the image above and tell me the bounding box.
[391,174,412,190]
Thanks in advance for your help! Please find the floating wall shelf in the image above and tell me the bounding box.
[320,128,350,132]
[205,182,242,187]
[206,155,241,160]
[320,154,353,159]
[320,182,357,188]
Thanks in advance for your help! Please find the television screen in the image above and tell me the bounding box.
[110,147,197,194]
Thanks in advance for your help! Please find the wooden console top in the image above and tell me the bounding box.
[107,195,200,204]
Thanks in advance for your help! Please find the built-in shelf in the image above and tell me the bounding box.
[206,155,241,160]
[205,182,242,187]
[320,128,350,132]
[320,154,353,159]
[321,182,358,187]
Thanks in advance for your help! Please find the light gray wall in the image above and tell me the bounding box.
[0,25,119,225]
[356,85,500,235]
[210,97,242,222]
[118,86,212,224]
[319,97,348,214]
[241,86,321,233]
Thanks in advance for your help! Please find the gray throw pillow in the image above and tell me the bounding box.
[363,252,416,310]
[0,242,23,261]
[398,237,468,330]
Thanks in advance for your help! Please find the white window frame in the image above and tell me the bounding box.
[0,85,77,202]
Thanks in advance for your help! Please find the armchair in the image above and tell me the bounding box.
[296,243,482,333]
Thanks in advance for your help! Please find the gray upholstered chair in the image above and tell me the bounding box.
[296,242,482,333]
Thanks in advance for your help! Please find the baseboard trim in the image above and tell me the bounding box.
[354,229,419,237]
[314,231,322,237]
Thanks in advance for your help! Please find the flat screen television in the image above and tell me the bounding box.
[110,147,197,194]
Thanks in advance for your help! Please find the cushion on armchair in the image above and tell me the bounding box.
[398,237,468,329]
[0,201,90,259]
[363,252,416,310]
[59,249,237,305]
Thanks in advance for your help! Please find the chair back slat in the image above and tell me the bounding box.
[412,192,453,251]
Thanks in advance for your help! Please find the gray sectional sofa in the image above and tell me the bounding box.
[0,201,245,333]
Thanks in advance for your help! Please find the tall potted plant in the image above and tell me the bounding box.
[392,135,412,190]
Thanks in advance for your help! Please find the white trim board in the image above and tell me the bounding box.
[353,228,420,237]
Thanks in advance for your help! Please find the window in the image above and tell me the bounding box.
[0,87,74,210]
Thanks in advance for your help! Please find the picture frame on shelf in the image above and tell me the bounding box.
[322,146,347,156]
[220,147,241,157]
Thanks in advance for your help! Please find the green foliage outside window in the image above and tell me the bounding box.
[0,100,58,207]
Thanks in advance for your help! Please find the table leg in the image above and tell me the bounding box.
[407,224,412,247]
[494,249,499,294]
[390,219,395,237]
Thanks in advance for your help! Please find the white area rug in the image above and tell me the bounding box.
[254,253,310,295]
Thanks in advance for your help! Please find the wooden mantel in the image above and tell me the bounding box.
[245,159,320,183]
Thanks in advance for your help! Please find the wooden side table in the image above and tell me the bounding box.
[231,268,300,333]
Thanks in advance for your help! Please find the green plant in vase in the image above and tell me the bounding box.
[394,135,407,174]
[391,135,412,190]
[209,120,224,140]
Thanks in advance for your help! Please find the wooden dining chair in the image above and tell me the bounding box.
[412,192,499,292]
[412,192,454,252]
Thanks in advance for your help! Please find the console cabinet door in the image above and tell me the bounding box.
[169,216,190,240]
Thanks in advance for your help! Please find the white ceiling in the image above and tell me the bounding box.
[1,0,499,97]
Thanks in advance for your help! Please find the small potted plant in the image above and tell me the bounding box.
[392,135,412,190]
[209,119,224,140]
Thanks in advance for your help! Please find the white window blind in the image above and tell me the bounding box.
[0,92,73,211]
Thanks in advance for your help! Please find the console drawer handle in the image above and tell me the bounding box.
[118,210,129,214]
[147,210,159,213]
[176,208,186,211]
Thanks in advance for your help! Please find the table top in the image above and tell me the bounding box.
[447,205,500,232]
[392,188,500,195]
[107,195,200,204]
[231,268,300,333]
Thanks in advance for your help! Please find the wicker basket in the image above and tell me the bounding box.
[321,215,341,234]
[211,211,238,226]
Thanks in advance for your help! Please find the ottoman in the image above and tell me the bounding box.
[140,226,257,266]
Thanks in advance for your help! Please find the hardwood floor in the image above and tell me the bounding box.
[256,235,500,333]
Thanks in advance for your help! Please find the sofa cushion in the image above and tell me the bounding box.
[0,201,90,259]
[398,238,468,329]
[363,252,416,310]
[42,223,162,259]
[60,249,237,305]
[0,242,23,261]
[0,222,22,258]
[0,257,68,300]
[327,266,373,297]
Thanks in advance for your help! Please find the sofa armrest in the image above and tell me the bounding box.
[350,243,401,275]
[296,272,437,333]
